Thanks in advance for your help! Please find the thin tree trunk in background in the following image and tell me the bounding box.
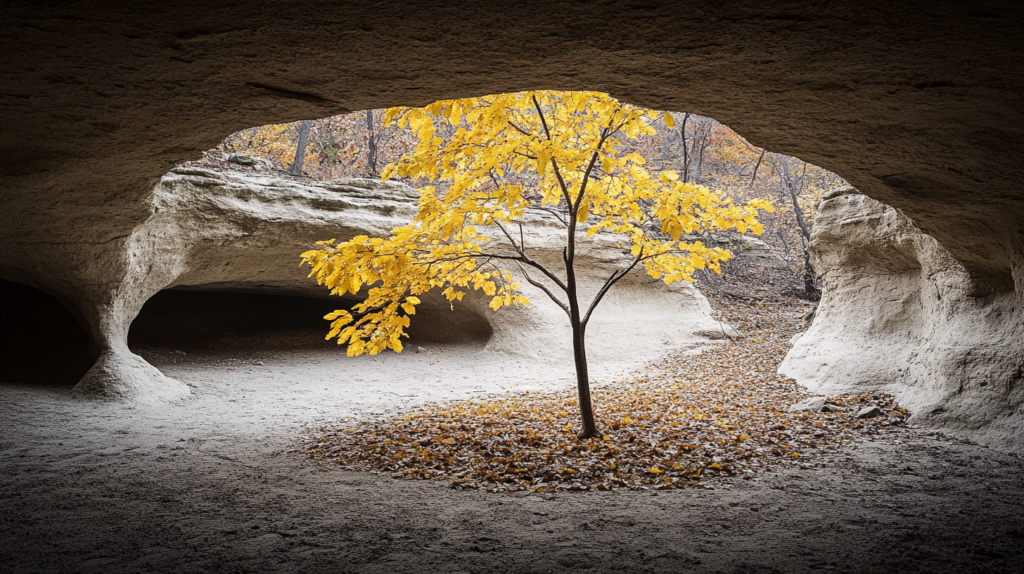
[681,112,690,183]
[365,109,379,177]
[802,250,818,298]
[694,119,710,183]
[782,163,812,240]
[750,149,766,187]
[288,120,312,175]
[777,155,817,298]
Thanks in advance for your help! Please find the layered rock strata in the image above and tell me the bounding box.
[4,167,732,403]
[780,187,1024,453]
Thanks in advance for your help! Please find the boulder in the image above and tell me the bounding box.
[22,167,734,403]
[227,153,257,166]
[779,188,1024,453]
[857,406,884,419]
[788,396,827,413]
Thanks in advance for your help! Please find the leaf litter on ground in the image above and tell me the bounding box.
[300,295,907,493]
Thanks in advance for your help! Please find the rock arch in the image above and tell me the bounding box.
[1,1,1021,447]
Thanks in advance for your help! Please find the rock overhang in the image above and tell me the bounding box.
[1,1,1022,447]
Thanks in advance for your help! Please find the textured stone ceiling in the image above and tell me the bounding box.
[1,0,1022,290]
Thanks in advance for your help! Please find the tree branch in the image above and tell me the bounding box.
[749,149,766,187]
[514,261,570,317]
[527,205,568,226]
[581,249,643,327]
[492,219,523,253]
[507,120,531,136]
[532,94,552,140]
[574,127,610,212]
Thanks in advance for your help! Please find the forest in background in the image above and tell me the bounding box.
[192,102,848,300]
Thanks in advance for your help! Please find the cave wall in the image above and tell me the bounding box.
[0,1,1021,423]
[29,166,729,402]
[780,188,1024,452]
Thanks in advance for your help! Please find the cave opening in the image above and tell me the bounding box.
[0,279,92,388]
[183,95,841,308]
[127,288,493,355]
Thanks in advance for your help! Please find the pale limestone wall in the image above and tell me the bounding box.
[780,188,1024,453]
[31,167,730,402]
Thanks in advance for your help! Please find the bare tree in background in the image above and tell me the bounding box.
[675,113,715,184]
[680,112,691,182]
[287,120,312,176]
[364,110,380,176]
[774,154,818,298]
[362,109,402,177]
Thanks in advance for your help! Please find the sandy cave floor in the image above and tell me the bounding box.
[2,303,1024,573]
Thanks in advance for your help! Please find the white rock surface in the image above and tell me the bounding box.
[17,167,732,403]
[779,187,1024,453]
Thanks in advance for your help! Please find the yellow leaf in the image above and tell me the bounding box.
[576,199,590,222]
[649,467,664,474]
[663,113,675,128]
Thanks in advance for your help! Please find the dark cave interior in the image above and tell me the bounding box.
[0,279,91,388]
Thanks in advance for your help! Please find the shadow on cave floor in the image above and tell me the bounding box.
[0,279,92,389]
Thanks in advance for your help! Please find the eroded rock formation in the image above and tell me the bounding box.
[26,167,730,402]
[780,187,1024,452]
[1,2,1021,441]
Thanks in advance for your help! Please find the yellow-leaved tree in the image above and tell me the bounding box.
[301,91,773,439]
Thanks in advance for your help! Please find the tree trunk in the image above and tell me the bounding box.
[777,156,817,298]
[680,112,690,183]
[365,109,379,177]
[530,94,601,440]
[564,221,600,439]
[694,120,710,183]
[802,250,819,299]
[287,120,312,176]
[566,282,599,438]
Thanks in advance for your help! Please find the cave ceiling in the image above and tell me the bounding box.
[1,0,1022,289]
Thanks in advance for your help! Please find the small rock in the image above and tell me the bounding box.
[174,349,186,356]
[857,406,884,419]
[788,396,827,413]
[227,153,257,166]
[802,305,817,327]
[820,404,843,413]
[416,346,427,353]
[695,325,740,340]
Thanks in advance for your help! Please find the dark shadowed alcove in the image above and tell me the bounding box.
[0,279,92,387]
[128,289,493,354]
